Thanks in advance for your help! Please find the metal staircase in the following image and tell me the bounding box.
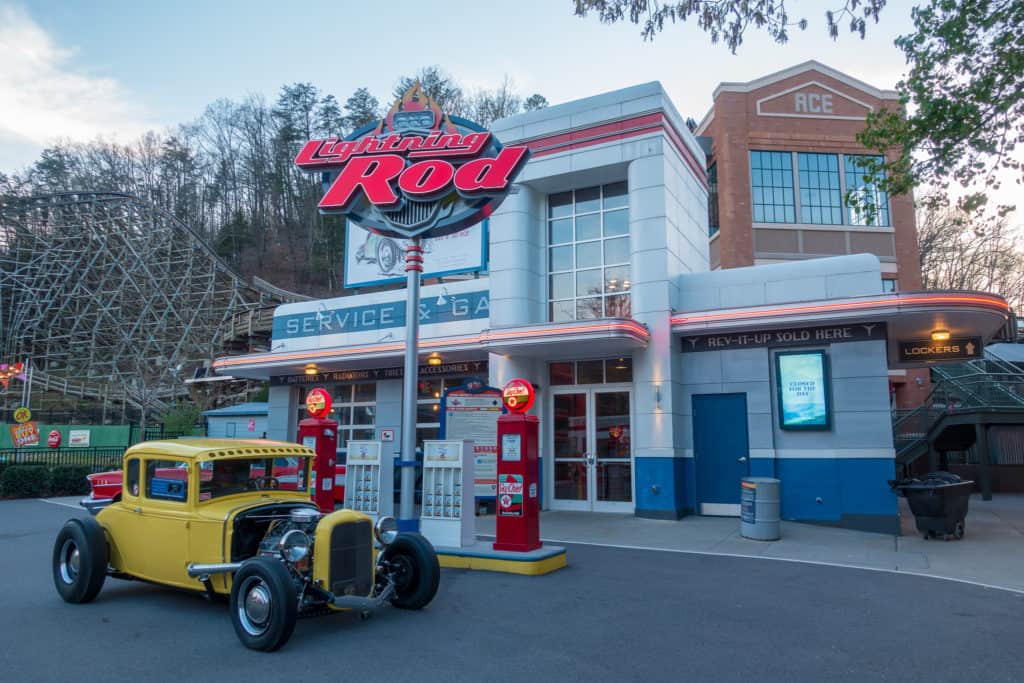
[893,358,1024,468]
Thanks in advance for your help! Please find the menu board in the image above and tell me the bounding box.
[442,382,502,498]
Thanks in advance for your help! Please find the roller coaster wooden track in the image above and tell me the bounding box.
[0,192,309,410]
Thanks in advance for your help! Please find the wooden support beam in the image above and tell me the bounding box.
[975,421,993,501]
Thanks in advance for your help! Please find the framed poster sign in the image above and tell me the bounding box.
[775,350,831,430]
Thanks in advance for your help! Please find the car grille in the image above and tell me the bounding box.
[329,520,373,597]
[384,199,438,229]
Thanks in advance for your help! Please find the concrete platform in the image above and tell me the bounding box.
[436,541,567,575]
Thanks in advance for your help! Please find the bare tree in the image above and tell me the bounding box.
[470,76,523,126]
[918,194,1024,314]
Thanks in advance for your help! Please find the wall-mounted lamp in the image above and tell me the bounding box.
[655,383,663,411]
[931,329,951,341]
[427,352,442,367]
[304,364,318,376]
[435,286,451,307]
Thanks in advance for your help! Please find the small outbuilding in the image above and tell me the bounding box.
[202,402,268,439]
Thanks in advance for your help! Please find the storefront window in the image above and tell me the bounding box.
[751,151,796,223]
[548,183,631,322]
[297,384,377,458]
[415,377,473,454]
[707,162,720,236]
[750,150,891,227]
[548,358,632,385]
[845,155,891,226]
[549,362,575,386]
[798,153,843,225]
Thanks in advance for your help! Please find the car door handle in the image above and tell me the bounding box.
[737,457,747,463]
[132,507,142,513]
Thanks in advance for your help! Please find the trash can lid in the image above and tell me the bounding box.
[742,477,780,484]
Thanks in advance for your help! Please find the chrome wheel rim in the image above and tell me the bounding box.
[238,577,272,636]
[59,539,80,585]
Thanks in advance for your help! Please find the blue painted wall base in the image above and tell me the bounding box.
[634,457,691,519]
[632,455,898,533]
[773,457,898,534]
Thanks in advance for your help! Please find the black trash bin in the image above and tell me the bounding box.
[889,472,974,540]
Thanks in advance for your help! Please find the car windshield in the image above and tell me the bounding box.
[199,457,310,501]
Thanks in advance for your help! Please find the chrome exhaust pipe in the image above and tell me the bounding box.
[187,562,242,578]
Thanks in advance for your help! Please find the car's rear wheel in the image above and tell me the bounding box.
[229,558,297,652]
[382,532,439,610]
[52,517,107,603]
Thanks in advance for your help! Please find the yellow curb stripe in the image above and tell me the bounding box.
[438,552,567,576]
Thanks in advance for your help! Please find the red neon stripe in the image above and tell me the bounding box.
[522,112,707,191]
[212,321,650,370]
[670,294,1010,325]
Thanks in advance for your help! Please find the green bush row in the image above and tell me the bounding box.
[0,464,92,498]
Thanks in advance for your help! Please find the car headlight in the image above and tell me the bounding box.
[374,516,398,545]
[279,529,311,563]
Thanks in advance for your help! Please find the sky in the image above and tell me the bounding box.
[0,0,1018,214]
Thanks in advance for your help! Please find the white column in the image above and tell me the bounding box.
[487,184,545,328]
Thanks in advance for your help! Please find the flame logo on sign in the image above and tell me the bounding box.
[374,82,458,136]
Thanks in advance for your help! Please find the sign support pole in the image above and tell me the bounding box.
[398,238,423,531]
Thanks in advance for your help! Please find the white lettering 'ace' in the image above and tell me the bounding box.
[794,92,834,114]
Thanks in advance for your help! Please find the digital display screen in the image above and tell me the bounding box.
[776,351,831,430]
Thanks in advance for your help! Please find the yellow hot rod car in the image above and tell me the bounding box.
[51,439,440,651]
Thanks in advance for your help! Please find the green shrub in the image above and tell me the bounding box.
[1,465,51,498]
[49,465,91,496]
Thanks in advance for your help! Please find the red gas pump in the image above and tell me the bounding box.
[298,387,337,513]
[494,379,541,552]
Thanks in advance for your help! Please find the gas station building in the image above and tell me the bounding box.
[215,62,1014,534]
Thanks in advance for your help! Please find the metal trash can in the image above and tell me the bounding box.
[740,477,781,540]
[889,471,973,540]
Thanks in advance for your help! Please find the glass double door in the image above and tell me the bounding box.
[551,387,633,512]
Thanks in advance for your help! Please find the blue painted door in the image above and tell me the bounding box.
[693,393,750,516]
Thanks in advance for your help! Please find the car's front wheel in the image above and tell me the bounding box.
[52,517,108,603]
[381,532,440,610]
[229,558,297,652]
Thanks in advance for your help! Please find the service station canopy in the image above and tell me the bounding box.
[671,290,1014,369]
[295,82,530,240]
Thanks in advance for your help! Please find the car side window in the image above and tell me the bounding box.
[125,459,140,498]
[145,459,189,503]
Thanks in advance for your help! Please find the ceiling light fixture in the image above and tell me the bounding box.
[931,329,951,341]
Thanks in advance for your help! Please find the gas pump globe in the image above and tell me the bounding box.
[298,387,338,513]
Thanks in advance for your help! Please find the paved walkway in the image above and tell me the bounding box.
[476,494,1024,593]
[43,492,1024,592]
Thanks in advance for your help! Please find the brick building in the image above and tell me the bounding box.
[695,61,930,408]
[220,74,1013,530]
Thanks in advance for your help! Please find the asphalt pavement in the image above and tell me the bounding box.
[3,498,1024,683]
